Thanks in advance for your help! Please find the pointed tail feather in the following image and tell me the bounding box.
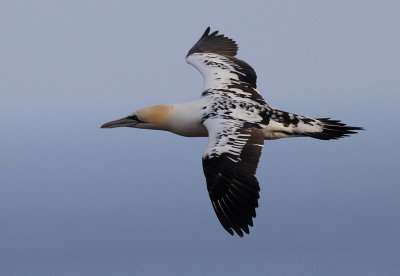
[304,118,364,140]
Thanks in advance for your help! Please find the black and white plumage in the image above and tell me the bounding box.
[101,27,363,237]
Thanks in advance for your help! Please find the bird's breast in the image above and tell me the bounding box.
[166,101,209,137]
[169,123,208,137]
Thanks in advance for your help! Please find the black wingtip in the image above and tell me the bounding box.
[187,27,238,57]
[202,26,211,38]
[210,30,219,36]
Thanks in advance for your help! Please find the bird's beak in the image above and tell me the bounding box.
[101,117,139,128]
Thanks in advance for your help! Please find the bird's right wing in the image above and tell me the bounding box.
[186,27,260,97]
[202,118,264,237]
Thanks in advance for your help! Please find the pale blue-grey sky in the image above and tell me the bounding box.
[1,1,399,275]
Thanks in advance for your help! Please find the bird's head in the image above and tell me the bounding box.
[101,104,173,130]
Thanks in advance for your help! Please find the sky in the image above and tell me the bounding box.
[1,0,399,275]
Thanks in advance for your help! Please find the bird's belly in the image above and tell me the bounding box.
[262,128,288,140]
[262,120,294,140]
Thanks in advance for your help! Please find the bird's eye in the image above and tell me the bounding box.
[126,115,145,123]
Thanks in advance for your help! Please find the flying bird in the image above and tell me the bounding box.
[101,27,362,237]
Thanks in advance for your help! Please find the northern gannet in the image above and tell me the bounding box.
[101,27,363,237]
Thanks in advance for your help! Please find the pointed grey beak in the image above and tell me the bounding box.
[101,117,139,128]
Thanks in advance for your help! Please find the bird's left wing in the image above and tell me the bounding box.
[186,27,259,93]
[202,118,264,237]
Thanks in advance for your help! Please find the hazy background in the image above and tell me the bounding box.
[1,1,399,275]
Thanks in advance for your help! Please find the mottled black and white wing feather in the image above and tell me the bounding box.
[202,118,264,237]
[186,27,258,91]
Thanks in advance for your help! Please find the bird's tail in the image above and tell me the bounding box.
[264,108,363,140]
[303,117,364,140]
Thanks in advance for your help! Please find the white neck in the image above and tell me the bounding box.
[164,101,208,137]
